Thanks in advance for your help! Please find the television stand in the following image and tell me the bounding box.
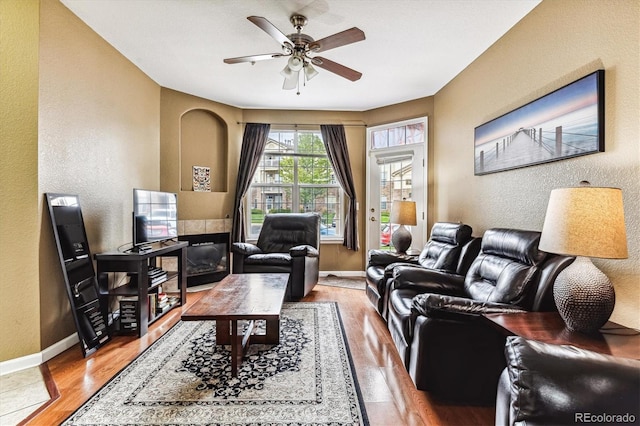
[130,244,153,253]
[96,241,187,337]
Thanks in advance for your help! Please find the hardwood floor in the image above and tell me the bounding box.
[26,283,495,426]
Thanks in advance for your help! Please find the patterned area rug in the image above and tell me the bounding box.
[63,302,368,425]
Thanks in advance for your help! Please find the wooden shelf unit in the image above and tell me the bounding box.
[95,241,187,337]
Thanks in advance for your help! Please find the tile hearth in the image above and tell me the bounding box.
[0,367,50,425]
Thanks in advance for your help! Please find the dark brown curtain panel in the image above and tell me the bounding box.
[232,123,270,243]
[320,124,358,251]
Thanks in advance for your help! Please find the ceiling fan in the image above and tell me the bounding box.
[224,15,365,92]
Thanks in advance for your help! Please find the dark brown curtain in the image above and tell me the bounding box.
[320,124,358,251]
[232,123,270,242]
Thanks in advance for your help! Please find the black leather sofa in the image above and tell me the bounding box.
[365,222,480,321]
[231,213,320,301]
[387,228,574,404]
[496,336,640,426]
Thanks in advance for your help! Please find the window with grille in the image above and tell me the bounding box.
[247,129,343,239]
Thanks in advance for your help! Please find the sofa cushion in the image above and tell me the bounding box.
[256,213,320,253]
[244,253,291,266]
[418,223,472,272]
[480,228,546,266]
[464,255,539,304]
[463,229,545,305]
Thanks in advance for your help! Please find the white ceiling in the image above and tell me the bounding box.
[60,0,541,111]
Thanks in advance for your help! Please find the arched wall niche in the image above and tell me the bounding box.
[179,108,228,192]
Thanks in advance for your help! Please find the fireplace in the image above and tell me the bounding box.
[179,232,229,287]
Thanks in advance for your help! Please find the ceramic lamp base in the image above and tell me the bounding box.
[391,224,412,254]
[553,256,615,334]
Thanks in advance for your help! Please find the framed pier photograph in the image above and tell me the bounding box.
[474,70,604,175]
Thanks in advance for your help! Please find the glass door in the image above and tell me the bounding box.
[366,118,427,253]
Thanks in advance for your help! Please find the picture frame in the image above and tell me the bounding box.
[474,70,604,175]
[193,166,211,192]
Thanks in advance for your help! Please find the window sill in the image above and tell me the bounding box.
[320,238,344,244]
[245,238,343,245]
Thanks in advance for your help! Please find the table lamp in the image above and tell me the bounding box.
[390,200,417,253]
[539,183,628,333]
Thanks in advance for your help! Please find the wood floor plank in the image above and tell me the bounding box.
[27,281,495,426]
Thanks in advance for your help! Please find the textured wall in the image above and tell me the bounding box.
[180,110,228,192]
[0,0,41,362]
[433,0,639,327]
[38,0,161,348]
[160,88,243,221]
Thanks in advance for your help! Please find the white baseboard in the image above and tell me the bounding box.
[42,333,80,363]
[320,271,365,278]
[0,333,79,376]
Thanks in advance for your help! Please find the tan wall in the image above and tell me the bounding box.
[37,0,161,348]
[180,110,228,192]
[0,0,41,362]
[160,88,243,220]
[432,0,640,328]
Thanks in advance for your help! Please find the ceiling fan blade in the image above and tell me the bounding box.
[312,57,362,81]
[282,71,299,90]
[247,16,293,49]
[223,53,285,64]
[310,27,365,53]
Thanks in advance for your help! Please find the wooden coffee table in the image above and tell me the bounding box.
[181,273,289,376]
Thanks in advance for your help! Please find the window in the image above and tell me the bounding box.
[370,121,425,149]
[247,129,343,239]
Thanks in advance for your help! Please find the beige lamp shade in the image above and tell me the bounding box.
[539,186,628,259]
[390,200,417,226]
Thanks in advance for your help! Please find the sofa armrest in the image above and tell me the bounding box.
[383,261,420,277]
[391,265,466,295]
[411,293,527,320]
[290,244,319,258]
[368,250,419,267]
[231,242,263,256]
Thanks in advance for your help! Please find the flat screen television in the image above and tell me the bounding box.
[133,189,178,251]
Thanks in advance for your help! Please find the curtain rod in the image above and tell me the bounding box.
[236,122,367,127]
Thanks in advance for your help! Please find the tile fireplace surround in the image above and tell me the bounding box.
[177,218,232,236]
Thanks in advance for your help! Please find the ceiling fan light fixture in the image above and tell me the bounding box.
[287,55,304,71]
[282,71,299,90]
[280,64,294,79]
[304,62,319,80]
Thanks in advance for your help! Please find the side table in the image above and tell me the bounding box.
[483,311,640,360]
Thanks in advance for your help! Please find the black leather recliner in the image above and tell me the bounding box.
[365,222,480,321]
[387,228,574,404]
[496,336,640,426]
[231,213,320,301]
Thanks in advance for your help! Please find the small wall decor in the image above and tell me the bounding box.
[474,70,604,175]
[193,166,211,192]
